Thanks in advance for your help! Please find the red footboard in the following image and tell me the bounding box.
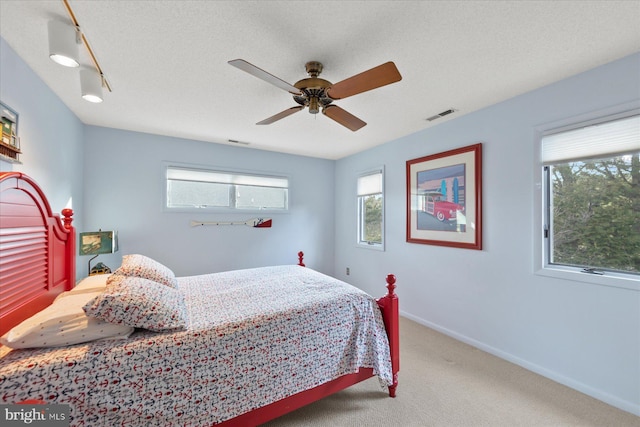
[218,254,400,426]
[0,172,76,337]
[377,274,400,397]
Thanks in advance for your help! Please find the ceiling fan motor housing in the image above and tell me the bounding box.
[292,61,333,114]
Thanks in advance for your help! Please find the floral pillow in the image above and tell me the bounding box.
[83,275,188,331]
[113,254,177,288]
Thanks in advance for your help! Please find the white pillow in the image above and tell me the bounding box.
[0,290,133,349]
[74,274,111,291]
[53,275,112,302]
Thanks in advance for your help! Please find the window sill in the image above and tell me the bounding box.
[535,265,639,291]
[357,243,385,252]
[163,206,288,214]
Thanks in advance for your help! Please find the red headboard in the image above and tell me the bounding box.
[0,172,75,337]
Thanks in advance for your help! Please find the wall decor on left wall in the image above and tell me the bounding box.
[0,102,21,163]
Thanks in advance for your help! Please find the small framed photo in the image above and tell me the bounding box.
[406,143,482,250]
[0,101,21,162]
[79,231,118,255]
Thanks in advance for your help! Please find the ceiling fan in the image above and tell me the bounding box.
[228,59,402,131]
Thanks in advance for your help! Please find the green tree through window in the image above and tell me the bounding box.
[363,194,383,244]
[550,153,640,273]
[357,169,384,249]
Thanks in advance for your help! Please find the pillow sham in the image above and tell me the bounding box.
[83,275,188,331]
[0,291,134,349]
[113,254,177,288]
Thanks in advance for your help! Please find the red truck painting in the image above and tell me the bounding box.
[422,191,464,221]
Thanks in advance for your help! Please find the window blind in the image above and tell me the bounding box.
[357,171,382,196]
[542,113,639,164]
[167,167,288,188]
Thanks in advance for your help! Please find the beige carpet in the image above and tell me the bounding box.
[263,317,639,427]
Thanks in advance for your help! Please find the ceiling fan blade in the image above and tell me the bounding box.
[326,61,402,100]
[257,106,304,125]
[229,59,302,95]
[322,105,367,131]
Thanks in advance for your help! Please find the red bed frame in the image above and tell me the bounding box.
[0,172,75,337]
[0,172,399,426]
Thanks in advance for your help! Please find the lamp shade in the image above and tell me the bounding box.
[80,67,104,103]
[48,20,80,68]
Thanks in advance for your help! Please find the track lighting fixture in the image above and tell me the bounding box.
[80,67,104,103]
[48,20,80,67]
[48,0,112,102]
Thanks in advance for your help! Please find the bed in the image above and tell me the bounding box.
[0,172,399,426]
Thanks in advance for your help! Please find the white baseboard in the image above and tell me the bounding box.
[400,310,640,417]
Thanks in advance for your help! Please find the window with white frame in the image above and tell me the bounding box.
[166,165,289,211]
[357,169,384,249]
[541,112,639,277]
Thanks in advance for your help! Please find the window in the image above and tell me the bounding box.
[166,165,288,211]
[541,112,639,280]
[357,169,384,249]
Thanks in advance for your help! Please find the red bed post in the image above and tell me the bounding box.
[297,251,305,267]
[61,208,76,286]
[377,274,399,397]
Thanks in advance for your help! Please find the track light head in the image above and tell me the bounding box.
[48,20,80,68]
[80,67,104,103]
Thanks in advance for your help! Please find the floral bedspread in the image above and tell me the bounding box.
[0,265,392,426]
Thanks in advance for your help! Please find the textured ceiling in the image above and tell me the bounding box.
[1,1,639,159]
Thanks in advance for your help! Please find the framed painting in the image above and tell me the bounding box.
[406,143,482,250]
[79,230,118,255]
[0,101,21,162]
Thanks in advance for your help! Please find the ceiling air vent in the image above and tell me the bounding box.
[426,109,457,122]
[228,139,250,146]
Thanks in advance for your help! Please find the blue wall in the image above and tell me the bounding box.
[81,126,335,276]
[0,38,85,279]
[334,52,640,415]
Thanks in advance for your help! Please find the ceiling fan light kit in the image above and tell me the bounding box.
[229,59,402,131]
